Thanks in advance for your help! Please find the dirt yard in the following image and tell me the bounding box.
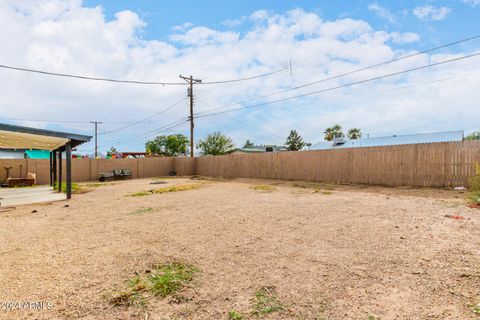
[0,177,479,320]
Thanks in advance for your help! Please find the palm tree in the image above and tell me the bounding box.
[324,124,344,141]
[347,128,362,140]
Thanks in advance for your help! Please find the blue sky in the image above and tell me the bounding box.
[0,0,479,154]
[84,0,479,49]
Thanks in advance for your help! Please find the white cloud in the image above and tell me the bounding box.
[462,0,480,6]
[389,32,420,44]
[250,10,270,21]
[172,22,193,32]
[170,26,239,46]
[222,16,247,28]
[0,1,478,152]
[368,3,396,23]
[413,5,450,21]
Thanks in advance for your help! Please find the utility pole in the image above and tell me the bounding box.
[90,121,102,158]
[179,75,202,157]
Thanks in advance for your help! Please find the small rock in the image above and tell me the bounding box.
[31,210,37,213]
[64,204,69,208]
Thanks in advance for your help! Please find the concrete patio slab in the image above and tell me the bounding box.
[0,186,66,206]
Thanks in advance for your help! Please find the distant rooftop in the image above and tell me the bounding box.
[311,130,464,150]
[232,145,288,153]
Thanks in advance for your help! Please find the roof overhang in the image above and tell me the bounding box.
[0,123,92,151]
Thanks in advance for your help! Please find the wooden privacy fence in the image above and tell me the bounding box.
[0,157,176,185]
[0,141,478,187]
[195,141,480,187]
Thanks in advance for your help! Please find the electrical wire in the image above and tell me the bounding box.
[0,117,131,124]
[106,120,189,148]
[0,64,287,86]
[195,97,285,140]
[95,117,190,148]
[197,52,480,118]
[199,67,288,84]
[0,64,187,85]
[98,97,187,135]
[0,99,186,127]
[197,34,480,114]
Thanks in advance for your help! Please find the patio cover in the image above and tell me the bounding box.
[0,123,91,151]
[0,123,92,200]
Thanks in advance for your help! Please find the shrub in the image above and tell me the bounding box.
[148,262,199,297]
[251,286,284,316]
[108,262,199,309]
[60,182,79,193]
[469,165,480,206]
[470,165,480,192]
[228,310,244,320]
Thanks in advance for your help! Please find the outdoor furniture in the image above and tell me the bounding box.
[98,169,131,182]
[4,173,36,187]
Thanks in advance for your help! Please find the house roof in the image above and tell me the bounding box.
[0,123,92,151]
[232,145,289,153]
[232,147,266,153]
[311,130,464,150]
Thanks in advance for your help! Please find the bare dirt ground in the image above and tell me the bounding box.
[0,177,479,320]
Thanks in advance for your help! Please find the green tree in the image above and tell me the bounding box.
[285,130,306,151]
[243,139,255,148]
[145,134,189,156]
[324,124,344,141]
[198,132,234,155]
[466,131,480,140]
[347,128,362,140]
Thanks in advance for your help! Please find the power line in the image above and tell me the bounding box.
[0,117,132,124]
[95,117,190,148]
[197,34,480,115]
[98,97,187,135]
[0,99,186,128]
[0,64,287,86]
[108,120,189,147]
[195,97,285,140]
[199,67,288,85]
[197,70,478,127]
[197,52,480,118]
[0,64,187,85]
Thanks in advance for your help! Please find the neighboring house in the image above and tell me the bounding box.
[25,150,50,159]
[231,145,288,154]
[118,152,150,158]
[0,149,25,159]
[86,152,106,159]
[0,149,51,159]
[311,130,464,150]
